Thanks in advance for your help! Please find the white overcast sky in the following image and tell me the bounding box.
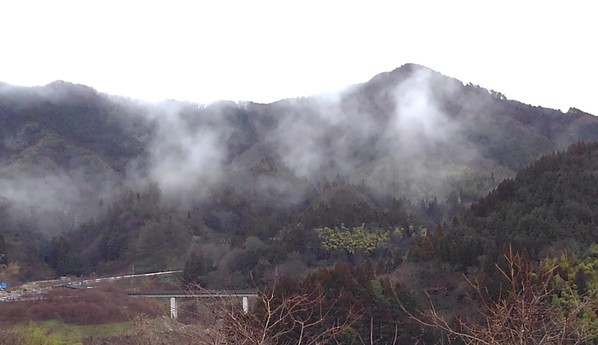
[1,1,596,114]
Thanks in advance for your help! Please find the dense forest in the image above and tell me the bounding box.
[1,64,598,343]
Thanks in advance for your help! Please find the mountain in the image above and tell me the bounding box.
[0,81,147,235]
[1,63,598,279]
[439,141,598,268]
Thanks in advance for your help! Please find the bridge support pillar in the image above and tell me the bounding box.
[170,297,177,319]
[242,296,249,314]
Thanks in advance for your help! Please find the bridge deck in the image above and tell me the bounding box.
[128,290,258,298]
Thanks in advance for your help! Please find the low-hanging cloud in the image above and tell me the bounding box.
[142,102,231,203]
[0,156,120,234]
[265,65,480,200]
[121,65,490,205]
[0,64,496,236]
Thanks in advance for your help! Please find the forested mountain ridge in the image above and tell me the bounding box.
[439,141,598,269]
[1,64,598,281]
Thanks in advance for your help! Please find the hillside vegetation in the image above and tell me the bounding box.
[1,64,598,343]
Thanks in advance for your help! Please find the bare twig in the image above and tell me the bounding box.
[394,244,593,345]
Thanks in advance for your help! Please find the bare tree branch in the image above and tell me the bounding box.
[395,244,593,345]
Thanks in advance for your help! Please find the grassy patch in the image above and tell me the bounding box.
[0,320,138,344]
[0,284,163,325]
[39,319,134,343]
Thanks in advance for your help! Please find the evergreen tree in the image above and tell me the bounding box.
[48,237,81,276]
[182,252,207,285]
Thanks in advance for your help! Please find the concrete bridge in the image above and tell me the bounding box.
[128,290,258,318]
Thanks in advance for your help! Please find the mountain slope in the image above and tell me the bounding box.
[1,63,598,279]
[1,64,596,209]
[441,141,598,267]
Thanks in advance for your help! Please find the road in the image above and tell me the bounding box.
[0,270,182,302]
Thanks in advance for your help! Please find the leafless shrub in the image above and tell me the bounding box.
[0,328,19,345]
[398,245,593,345]
[173,279,359,345]
[0,284,161,325]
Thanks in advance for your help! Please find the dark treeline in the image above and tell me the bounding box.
[2,66,598,342]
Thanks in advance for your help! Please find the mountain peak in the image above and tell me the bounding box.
[393,62,433,72]
[38,80,100,103]
[46,80,97,93]
[364,63,443,89]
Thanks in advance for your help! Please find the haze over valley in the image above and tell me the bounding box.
[2,63,598,344]
[1,64,596,238]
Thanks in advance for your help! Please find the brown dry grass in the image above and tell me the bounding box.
[0,284,162,325]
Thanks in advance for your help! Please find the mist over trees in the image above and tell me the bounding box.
[2,64,598,343]
[1,63,598,275]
